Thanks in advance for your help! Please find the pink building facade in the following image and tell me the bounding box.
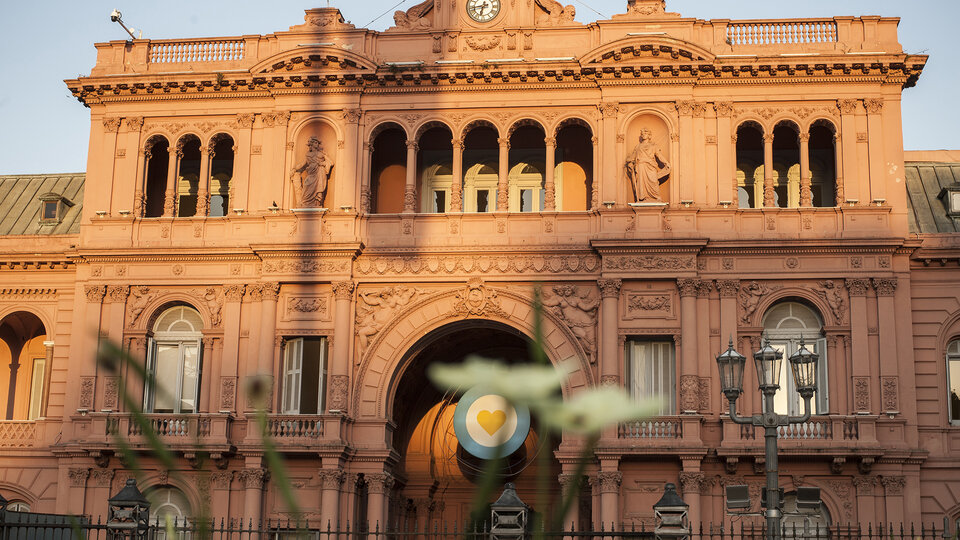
[0,0,958,528]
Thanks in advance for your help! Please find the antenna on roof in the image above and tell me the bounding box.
[110,9,143,40]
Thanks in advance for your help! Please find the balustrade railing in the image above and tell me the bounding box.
[0,420,37,448]
[777,419,832,439]
[266,415,324,440]
[148,39,245,63]
[619,418,682,439]
[727,20,838,46]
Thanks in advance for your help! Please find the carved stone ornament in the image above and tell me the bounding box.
[677,279,699,298]
[535,0,577,26]
[812,280,847,324]
[625,127,671,203]
[872,277,897,296]
[626,0,666,16]
[366,473,395,494]
[845,278,870,297]
[356,286,421,353]
[102,117,121,133]
[679,472,704,495]
[79,376,95,410]
[597,278,622,298]
[356,254,599,276]
[220,377,236,411]
[126,117,144,131]
[238,468,269,489]
[264,259,350,274]
[881,376,899,412]
[626,293,671,315]
[102,376,119,410]
[85,285,106,303]
[854,376,870,412]
[290,136,334,208]
[224,284,246,302]
[287,297,328,315]
[236,113,255,128]
[68,467,90,487]
[880,475,905,495]
[851,476,876,495]
[739,281,782,324]
[596,471,622,493]
[318,469,345,489]
[200,287,224,327]
[332,281,355,300]
[717,280,740,298]
[91,469,114,488]
[465,35,501,51]
[542,284,599,361]
[328,374,349,411]
[679,374,701,412]
[390,0,432,31]
[598,102,620,118]
[296,7,355,30]
[451,278,508,318]
[105,285,129,303]
[604,256,695,271]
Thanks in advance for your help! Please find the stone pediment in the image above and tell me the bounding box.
[288,7,356,32]
[581,35,714,65]
[251,46,377,74]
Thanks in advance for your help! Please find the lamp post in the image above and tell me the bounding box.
[715,337,818,540]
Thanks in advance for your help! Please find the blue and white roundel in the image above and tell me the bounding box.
[453,386,531,460]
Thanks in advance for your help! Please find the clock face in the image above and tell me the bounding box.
[466,0,501,23]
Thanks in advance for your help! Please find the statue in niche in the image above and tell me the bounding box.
[624,127,671,202]
[392,0,433,30]
[289,136,334,208]
[535,0,576,25]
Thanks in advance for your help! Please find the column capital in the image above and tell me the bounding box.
[597,279,622,298]
[105,285,130,303]
[497,137,511,148]
[863,98,884,114]
[238,468,269,489]
[679,471,705,494]
[340,108,362,124]
[798,132,811,143]
[837,99,859,115]
[405,140,418,151]
[595,471,622,494]
[763,133,776,143]
[332,281,356,300]
[845,278,871,297]
[366,472,395,494]
[451,137,464,150]
[677,278,699,297]
[224,284,246,302]
[714,102,734,118]
[872,277,897,296]
[85,285,106,303]
[695,280,714,298]
[598,102,620,118]
[851,475,877,495]
[544,136,557,146]
[318,469,345,489]
[260,282,281,301]
[717,280,741,298]
[879,475,905,495]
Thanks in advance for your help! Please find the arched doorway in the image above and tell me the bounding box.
[0,312,49,420]
[390,320,561,526]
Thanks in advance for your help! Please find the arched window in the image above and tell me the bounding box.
[762,302,828,415]
[508,124,546,212]
[808,121,837,208]
[462,125,499,213]
[772,122,801,208]
[370,125,407,213]
[146,486,192,534]
[144,136,170,218]
[7,501,30,512]
[176,136,202,217]
[736,122,763,209]
[0,312,49,420]
[145,306,203,414]
[417,126,453,213]
[947,339,960,425]
[555,121,593,211]
[208,134,235,217]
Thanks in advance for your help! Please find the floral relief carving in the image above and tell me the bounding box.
[854,376,870,412]
[851,476,876,495]
[465,35,501,51]
[238,468,268,489]
[263,259,349,274]
[542,284,600,361]
[679,472,704,495]
[68,467,90,487]
[126,117,144,131]
[717,280,740,298]
[287,297,328,315]
[103,118,121,133]
[91,469,114,487]
[597,279,622,298]
[366,473,394,494]
[677,279,699,298]
[679,374,700,412]
[79,376,95,410]
[881,376,898,412]
[845,278,870,297]
[604,256,695,271]
[220,377,236,411]
[211,471,233,489]
[872,278,897,296]
[102,376,119,410]
[236,113,255,128]
[224,284,246,302]
[106,285,129,303]
[356,286,420,353]
[880,475,905,495]
[85,285,106,302]
[625,293,672,317]
[863,98,884,114]
[332,281,355,300]
[328,374,349,412]
[596,471,622,493]
[815,280,847,324]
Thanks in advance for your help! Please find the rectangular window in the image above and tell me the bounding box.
[627,340,676,415]
[28,358,45,420]
[281,337,327,414]
[769,339,828,416]
[41,201,58,221]
[145,341,201,414]
[476,190,489,212]
[433,190,447,213]
[519,189,532,212]
[948,340,960,424]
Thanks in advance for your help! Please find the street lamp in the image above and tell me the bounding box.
[716,337,818,540]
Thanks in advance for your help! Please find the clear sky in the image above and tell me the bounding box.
[0,0,957,175]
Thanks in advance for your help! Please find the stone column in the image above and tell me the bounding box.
[677,279,699,413]
[233,113,255,212]
[318,469,345,527]
[763,133,775,207]
[715,102,735,204]
[366,473,394,529]
[852,476,877,525]
[257,283,279,374]
[597,471,621,527]
[544,136,557,211]
[497,137,510,211]
[557,473,581,531]
[239,468,267,521]
[360,141,373,213]
[340,109,361,211]
[864,98,885,203]
[164,142,181,217]
[832,133,845,205]
[597,279,622,384]
[200,338,215,413]
[799,132,812,207]
[209,471,234,519]
[134,146,150,217]
[40,340,54,417]
[451,137,464,212]
[847,279,871,413]
[196,145,211,217]
[599,103,618,206]
[329,282,355,413]
[404,140,418,213]
[873,278,899,414]
[676,101,695,203]
[219,285,244,413]
[66,467,90,515]
[837,100,859,203]
[679,472,704,526]
[880,475,905,524]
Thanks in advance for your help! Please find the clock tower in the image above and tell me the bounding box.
[388,0,579,31]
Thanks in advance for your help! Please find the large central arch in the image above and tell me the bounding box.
[352,280,596,418]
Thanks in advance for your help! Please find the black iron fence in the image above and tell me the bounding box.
[0,515,957,540]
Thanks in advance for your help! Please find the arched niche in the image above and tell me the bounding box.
[370,122,407,214]
[623,113,672,204]
[290,120,339,209]
[0,311,49,420]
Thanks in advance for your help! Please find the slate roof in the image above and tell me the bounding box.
[905,162,960,234]
[0,174,84,235]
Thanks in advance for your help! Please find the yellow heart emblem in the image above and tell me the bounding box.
[477,409,507,436]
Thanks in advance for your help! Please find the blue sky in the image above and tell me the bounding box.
[0,0,957,174]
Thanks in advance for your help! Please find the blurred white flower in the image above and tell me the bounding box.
[428,356,568,404]
[534,387,661,435]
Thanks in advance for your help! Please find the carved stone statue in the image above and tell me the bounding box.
[624,128,671,202]
[542,284,599,360]
[535,0,576,25]
[392,0,433,30]
[355,286,418,352]
[289,136,334,208]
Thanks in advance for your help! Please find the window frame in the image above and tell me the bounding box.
[947,339,960,426]
[143,307,204,415]
[280,337,328,415]
[762,302,829,416]
[625,338,677,416]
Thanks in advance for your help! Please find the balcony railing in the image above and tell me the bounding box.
[98,413,232,449]
[148,39,245,63]
[619,418,682,439]
[0,421,37,448]
[266,415,324,440]
[726,20,838,46]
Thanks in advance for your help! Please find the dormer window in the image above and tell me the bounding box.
[38,192,73,224]
[940,185,960,217]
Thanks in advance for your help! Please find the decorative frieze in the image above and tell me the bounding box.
[604,256,695,271]
[264,259,350,274]
[624,292,673,319]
